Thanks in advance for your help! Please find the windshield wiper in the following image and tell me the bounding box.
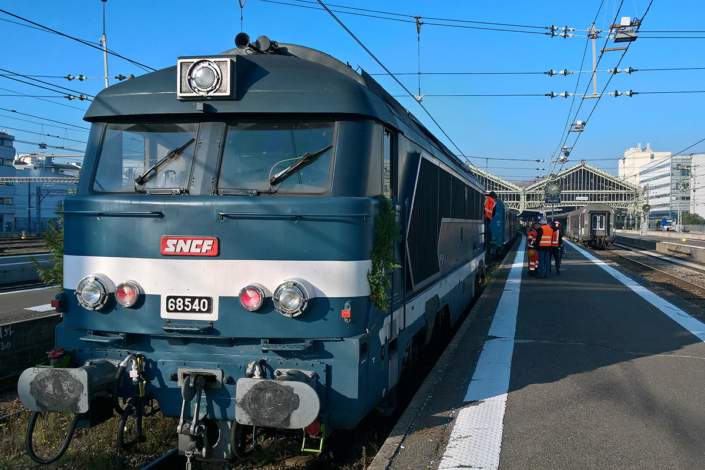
[269,145,333,187]
[134,138,195,186]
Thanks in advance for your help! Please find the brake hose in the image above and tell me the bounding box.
[113,354,136,415]
[26,412,81,464]
[117,397,146,450]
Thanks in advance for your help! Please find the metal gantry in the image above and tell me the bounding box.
[469,161,642,213]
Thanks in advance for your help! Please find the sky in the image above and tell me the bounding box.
[1,0,704,182]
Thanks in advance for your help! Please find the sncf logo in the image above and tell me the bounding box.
[160,236,219,256]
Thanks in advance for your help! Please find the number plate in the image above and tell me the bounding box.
[165,296,212,314]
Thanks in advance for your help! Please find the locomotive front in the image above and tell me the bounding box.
[17,35,396,462]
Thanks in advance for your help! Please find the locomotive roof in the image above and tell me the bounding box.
[84,40,477,183]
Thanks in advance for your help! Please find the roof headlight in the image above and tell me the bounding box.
[76,274,114,311]
[187,60,221,95]
[273,280,309,318]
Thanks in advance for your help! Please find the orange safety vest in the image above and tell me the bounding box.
[527,229,537,244]
[539,225,554,247]
[551,227,560,247]
[484,197,496,219]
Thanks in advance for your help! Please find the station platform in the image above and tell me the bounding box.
[370,236,705,470]
[616,232,705,263]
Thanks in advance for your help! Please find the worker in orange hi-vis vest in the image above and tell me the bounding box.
[533,218,554,279]
[484,191,497,250]
[527,223,539,277]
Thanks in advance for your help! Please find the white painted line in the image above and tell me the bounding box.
[24,304,53,312]
[567,240,705,342]
[0,286,53,296]
[438,236,525,470]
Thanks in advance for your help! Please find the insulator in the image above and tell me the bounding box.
[614,90,622,97]
[547,92,558,98]
[546,69,559,76]
[77,75,87,81]
[558,69,572,76]
[624,90,636,97]
[559,92,569,98]
[65,74,74,81]
[623,67,636,74]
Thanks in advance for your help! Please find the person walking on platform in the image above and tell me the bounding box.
[527,223,538,276]
[484,191,497,250]
[550,220,563,275]
[534,218,553,279]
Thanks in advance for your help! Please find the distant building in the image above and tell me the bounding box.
[689,153,705,220]
[0,130,80,233]
[0,131,18,232]
[640,153,691,220]
[619,142,671,185]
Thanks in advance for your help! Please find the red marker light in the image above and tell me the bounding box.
[341,309,351,319]
[305,418,322,436]
[116,281,142,308]
[239,285,265,312]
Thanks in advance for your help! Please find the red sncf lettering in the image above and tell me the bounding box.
[160,237,218,256]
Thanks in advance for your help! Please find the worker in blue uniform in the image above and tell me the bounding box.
[550,220,563,275]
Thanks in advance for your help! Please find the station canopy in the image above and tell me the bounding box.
[468,161,642,213]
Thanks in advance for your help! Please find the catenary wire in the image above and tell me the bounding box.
[0,125,88,144]
[0,74,92,99]
[314,0,474,168]
[0,68,94,97]
[261,0,552,36]
[278,0,548,29]
[0,113,89,133]
[0,108,90,130]
[0,87,87,111]
[13,139,84,152]
[0,9,156,72]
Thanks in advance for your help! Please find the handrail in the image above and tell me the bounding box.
[219,212,371,221]
[57,211,164,219]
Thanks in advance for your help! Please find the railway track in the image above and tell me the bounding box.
[603,244,705,309]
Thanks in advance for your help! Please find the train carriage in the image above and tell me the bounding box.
[17,35,487,463]
[566,204,616,248]
[488,199,519,254]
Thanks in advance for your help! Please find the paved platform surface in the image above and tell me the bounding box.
[618,232,705,248]
[373,237,705,470]
[0,286,59,325]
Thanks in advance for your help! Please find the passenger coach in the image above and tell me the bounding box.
[18,34,487,463]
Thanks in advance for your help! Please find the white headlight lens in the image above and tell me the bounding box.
[82,282,103,305]
[273,280,309,317]
[76,274,112,311]
[193,67,215,89]
[187,60,221,95]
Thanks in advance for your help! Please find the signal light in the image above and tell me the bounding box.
[116,281,142,308]
[239,285,265,312]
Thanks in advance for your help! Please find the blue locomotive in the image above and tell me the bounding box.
[18,34,487,464]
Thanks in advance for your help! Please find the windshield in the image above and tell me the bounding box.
[218,122,334,194]
[93,123,199,193]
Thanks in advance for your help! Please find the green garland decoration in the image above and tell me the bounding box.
[368,196,402,312]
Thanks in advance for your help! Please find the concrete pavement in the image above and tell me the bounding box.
[371,237,705,470]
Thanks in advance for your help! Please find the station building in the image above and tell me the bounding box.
[689,153,705,220]
[619,142,671,185]
[639,153,691,221]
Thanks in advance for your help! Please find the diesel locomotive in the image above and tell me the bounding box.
[17,34,489,463]
[565,204,616,248]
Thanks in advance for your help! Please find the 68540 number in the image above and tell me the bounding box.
[165,296,212,313]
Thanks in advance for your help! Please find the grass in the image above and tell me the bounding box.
[0,398,176,470]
